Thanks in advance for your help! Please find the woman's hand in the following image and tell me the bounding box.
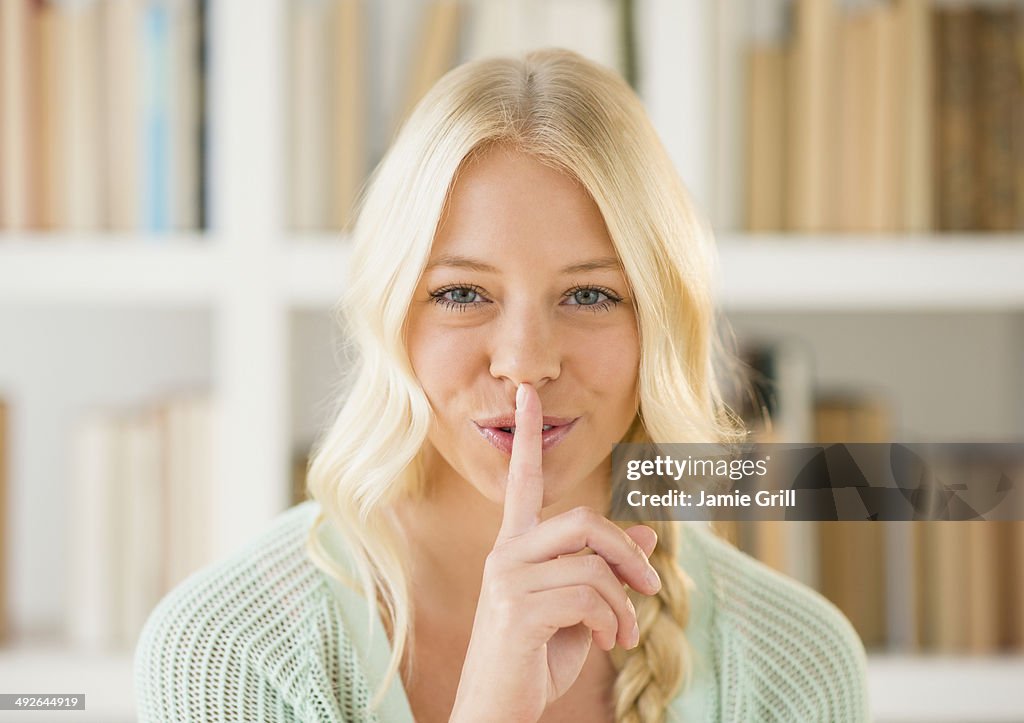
[449,383,662,723]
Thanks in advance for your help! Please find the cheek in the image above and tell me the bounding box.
[407,322,483,411]
[575,325,640,398]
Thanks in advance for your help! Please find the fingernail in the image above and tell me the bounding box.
[646,566,661,592]
[516,383,526,409]
[629,621,640,648]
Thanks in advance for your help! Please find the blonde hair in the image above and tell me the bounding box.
[305,48,747,722]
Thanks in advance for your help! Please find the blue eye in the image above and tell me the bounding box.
[564,284,623,313]
[429,284,486,312]
[446,288,478,304]
[428,283,623,314]
[567,288,608,306]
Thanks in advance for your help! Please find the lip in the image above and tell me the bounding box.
[474,417,580,456]
[475,414,578,428]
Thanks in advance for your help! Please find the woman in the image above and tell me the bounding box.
[135,49,869,722]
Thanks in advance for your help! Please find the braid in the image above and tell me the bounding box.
[610,521,693,723]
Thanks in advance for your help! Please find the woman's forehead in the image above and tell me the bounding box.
[431,148,616,266]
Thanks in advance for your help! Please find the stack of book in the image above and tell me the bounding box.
[288,0,627,231]
[745,0,1024,233]
[66,390,213,652]
[724,339,1024,654]
[0,0,207,233]
[0,397,8,643]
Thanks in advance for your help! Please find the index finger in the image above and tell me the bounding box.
[496,382,544,543]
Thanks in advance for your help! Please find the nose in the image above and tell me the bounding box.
[488,300,562,390]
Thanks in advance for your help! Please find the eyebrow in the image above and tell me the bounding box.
[425,254,622,274]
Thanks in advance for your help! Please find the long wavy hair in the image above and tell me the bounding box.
[305,48,748,723]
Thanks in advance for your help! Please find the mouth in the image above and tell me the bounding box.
[474,417,580,456]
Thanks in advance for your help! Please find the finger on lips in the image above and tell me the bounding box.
[498,382,544,541]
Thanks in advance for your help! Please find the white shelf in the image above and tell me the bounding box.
[3,233,1021,311]
[717,234,1024,311]
[0,644,1020,723]
[0,643,134,722]
[867,653,1024,722]
[0,234,219,305]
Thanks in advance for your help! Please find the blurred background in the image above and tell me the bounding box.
[0,0,1022,721]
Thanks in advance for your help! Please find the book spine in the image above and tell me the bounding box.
[332,0,367,232]
[0,0,31,229]
[975,7,1018,231]
[0,399,7,642]
[745,44,786,231]
[933,6,976,231]
[141,0,171,233]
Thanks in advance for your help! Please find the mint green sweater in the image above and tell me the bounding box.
[134,501,870,721]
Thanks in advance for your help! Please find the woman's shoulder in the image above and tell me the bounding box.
[133,500,352,722]
[677,523,870,722]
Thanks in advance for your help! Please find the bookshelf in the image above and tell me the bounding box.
[0,1,1022,722]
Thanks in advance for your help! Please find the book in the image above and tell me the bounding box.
[916,520,970,651]
[67,391,213,651]
[862,1,901,233]
[399,0,461,126]
[67,408,124,650]
[933,6,977,231]
[975,5,1020,232]
[0,0,31,230]
[894,0,934,233]
[815,394,890,650]
[64,0,103,231]
[784,0,839,232]
[140,0,172,232]
[29,0,61,229]
[332,0,366,232]
[835,2,901,232]
[964,518,1001,653]
[101,0,142,230]
[0,398,8,642]
[728,339,818,588]
[163,391,213,590]
[168,0,202,231]
[289,0,332,230]
[744,42,786,231]
[120,404,165,648]
[1006,521,1024,648]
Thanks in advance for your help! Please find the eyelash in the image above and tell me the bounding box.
[429,282,624,314]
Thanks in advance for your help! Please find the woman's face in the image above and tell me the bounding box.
[405,145,641,508]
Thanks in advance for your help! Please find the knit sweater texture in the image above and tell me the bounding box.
[134,500,870,722]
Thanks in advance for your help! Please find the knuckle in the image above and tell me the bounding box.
[483,570,516,602]
[570,505,598,525]
[571,584,596,609]
[484,547,510,574]
[581,553,607,578]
